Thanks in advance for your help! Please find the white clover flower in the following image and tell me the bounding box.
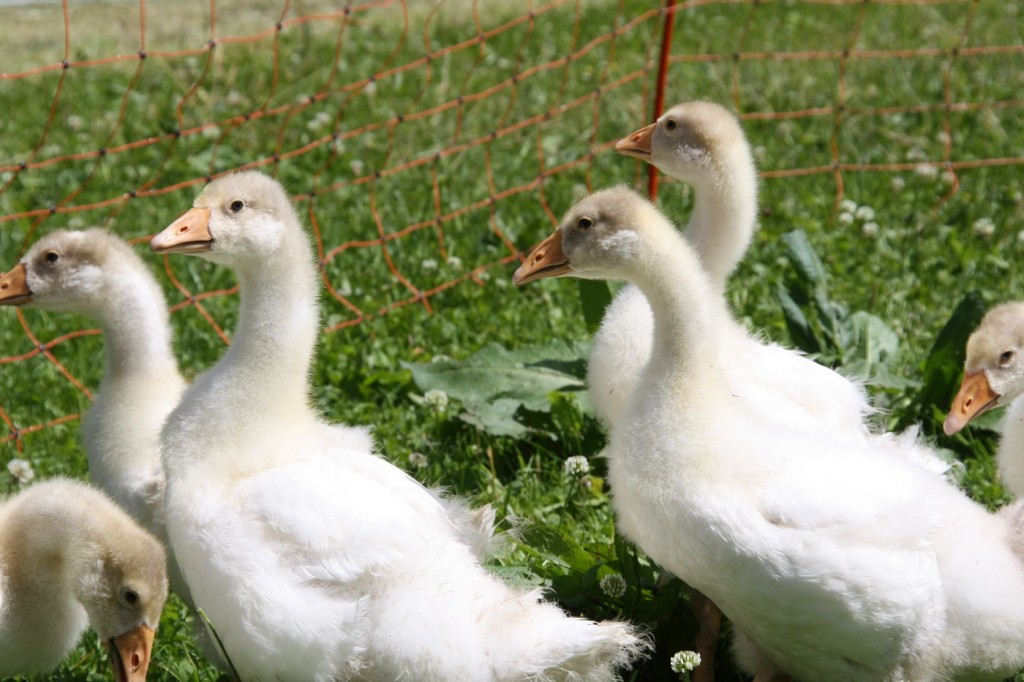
[446,255,463,270]
[973,217,996,238]
[7,458,35,485]
[363,80,377,96]
[838,211,855,225]
[225,90,246,106]
[423,388,449,412]
[563,455,590,478]
[599,573,627,598]
[1017,230,1024,243]
[349,159,365,176]
[854,205,875,221]
[201,125,222,139]
[670,650,702,674]
[421,258,438,271]
[914,163,939,179]
[408,451,428,469]
[306,111,333,131]
[66,114,85,130]
[861,222,879,238]
[941,170,957,186]
[907,147,928,162]
[890,176,906,193]
[839,198,858,213]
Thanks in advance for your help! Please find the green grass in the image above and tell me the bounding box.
[1,0,1024,679]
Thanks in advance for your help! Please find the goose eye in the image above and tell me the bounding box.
[1000,350,1015,366]
[665,119,677,131]
[229,199,245,213]
[577,217,593,230]
[45,251,59,263]
[121,588,139,606]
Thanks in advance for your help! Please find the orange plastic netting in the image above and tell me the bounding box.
[1,0,1021,452]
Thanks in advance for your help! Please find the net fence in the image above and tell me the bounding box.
[1,0,1022,456]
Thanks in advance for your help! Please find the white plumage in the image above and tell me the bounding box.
[0,479,167,681]
[0,228,192,603]
[591,101,871,439]
[514,186,1024,681]
[150,170,645,681]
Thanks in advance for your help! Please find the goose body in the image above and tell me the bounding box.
[590,101,870,438]
[0,478,167,680]
[945,301,1024,497]
[515,187,1024,681]
[0,229,193,605]
[150,171,644,680]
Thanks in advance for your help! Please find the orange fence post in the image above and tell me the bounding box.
[648,0,677,201]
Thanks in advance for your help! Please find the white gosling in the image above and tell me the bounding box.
[0,478,167,681]
[149,170,646,681]
[945,301,1024,497]
[589,101,870,438]
[0,228,193,605]
[514,186,1024,681]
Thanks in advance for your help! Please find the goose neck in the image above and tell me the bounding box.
[99,275,178,382]
[683,157,758,293]
[219,244,320,400]
[630,228,727,371]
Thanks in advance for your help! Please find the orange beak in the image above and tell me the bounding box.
[150,207,214,254]
[0,262,31,306]
[944,369,1000,435]
[110,624,156,682]
[513,231,572,285]
[615,122,655,161]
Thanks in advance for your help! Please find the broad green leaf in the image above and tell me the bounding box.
[458,397,533,438]
[777,283,821,355]
[844,311,899,368]
[781,229,828,289]
[405,341,588,438]
[905,291,987,434]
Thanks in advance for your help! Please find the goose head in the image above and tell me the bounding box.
[150,171,299,267]
[23,481,170,682]
[944,302,1024,435]
[79,541,168,682]
[513,186,669,286]
[0,229,129,315]
[615,101,749,185]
